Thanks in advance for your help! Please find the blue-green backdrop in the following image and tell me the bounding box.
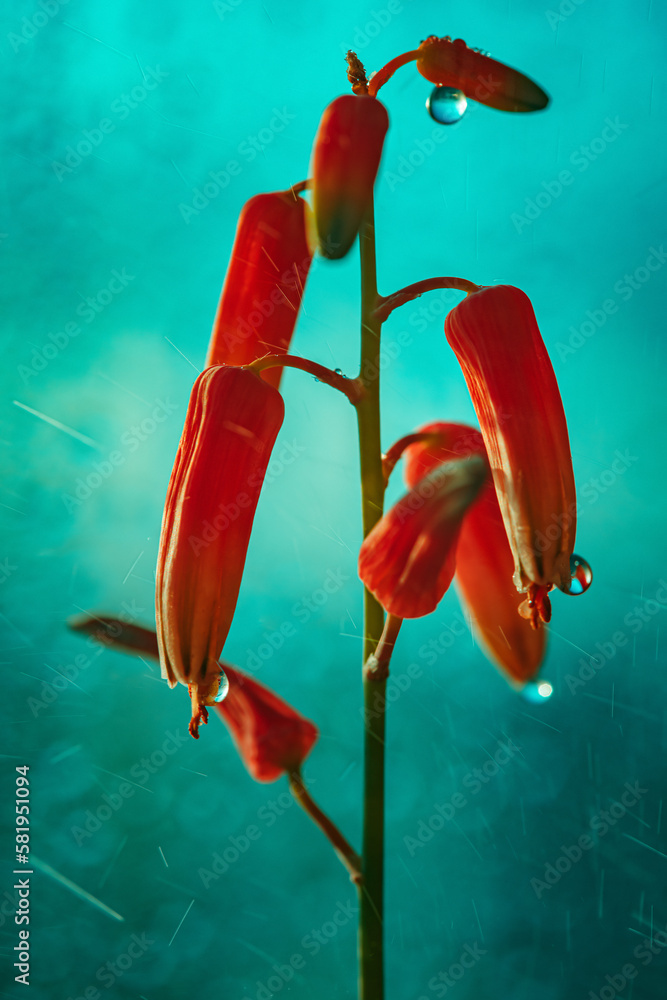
[2,0,666,997]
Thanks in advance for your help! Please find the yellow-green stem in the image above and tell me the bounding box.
[356,195,386,1000]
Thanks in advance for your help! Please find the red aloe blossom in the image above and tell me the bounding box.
[155,365,284,737]
[403,423,546,684]
[445,285,576,625]
[205,191,313,388]
[417,36,549,112]
[66,617,317,781]
[358,454,487,619]
[310,94,389,259]
[216,665,318,783]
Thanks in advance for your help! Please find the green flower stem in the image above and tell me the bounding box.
[248,353,364,405]
[356,194,387,1000]
[374,276,479,323]
[288,771,362,882]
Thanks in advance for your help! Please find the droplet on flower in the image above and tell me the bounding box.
[427,86,467,125]
[558,554,593,596]
[521,680,554,703]
[214,670,230,703]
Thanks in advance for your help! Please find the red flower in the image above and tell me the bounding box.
[205,191,313,389]
[310,94,389,259]
[216,665,318,783]
[417,36,549,112]
[403,423,546,685]
[358,454,487,618]
[444,286,576,625]
[155,365,284,737]
[66,617,317,781]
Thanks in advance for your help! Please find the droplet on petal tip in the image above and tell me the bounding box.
[558,554,593,596]
[521,680,554,703]
[427,86,467,125]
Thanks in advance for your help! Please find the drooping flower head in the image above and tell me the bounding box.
[358,453,487,619]
[216,665,318,783]
[206,191,313,388]
[416,36,549,112]
[155,365,284,736]
[402,422,546,685]
[310,94,389,259]
[67,616,318,781]
[445,285,576,625]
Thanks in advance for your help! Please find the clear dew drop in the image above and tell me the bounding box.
[427,86,468,125]
[558,554,593,596]
[522,680,554,703]
[214,670,230,704]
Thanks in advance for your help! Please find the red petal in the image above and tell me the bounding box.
[445,286,576,596]
[417,37,549,113]
[310,95,389,259]
[215,665,318,783]
[155,366,284,729]
[206,191,313,389]
[359,455,487,618]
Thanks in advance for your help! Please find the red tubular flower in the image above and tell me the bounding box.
[444,285,576,624]
[358,454,487,618]
[310,94,389,259]
[417,36,549,112]
[155,365,284,737]
[205,191,313,389]
[66,617,317,781]
[216,665,318,783]
[403,423,546,685]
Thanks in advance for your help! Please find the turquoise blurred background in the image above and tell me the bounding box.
[2,0,666,997]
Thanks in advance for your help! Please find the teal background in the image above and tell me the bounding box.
[2,0,666,997]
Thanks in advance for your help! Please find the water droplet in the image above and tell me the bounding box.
[333,367,347,379]
[558,554,593,596]
[427,86,467,125]
[214,670,229,703]
[522,680,554,703]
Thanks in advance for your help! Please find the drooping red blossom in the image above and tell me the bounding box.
[417,36,549,112]
[358,454,487,619]
[155,365,284,737]
[310,94,389,259]
[445,285,576,625]
[216,665,318,783]
[205,191,313,388]
[403,423,546,684]
[66,617,318,781]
